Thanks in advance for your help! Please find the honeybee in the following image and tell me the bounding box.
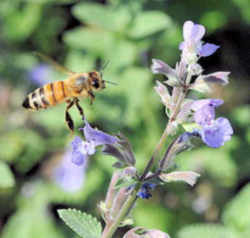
[22,53,108,132]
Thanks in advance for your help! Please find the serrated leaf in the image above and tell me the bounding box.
[58,209,102,238]
[128,11,171,38]
[0,161,15,188]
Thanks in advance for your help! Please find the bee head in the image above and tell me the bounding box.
[89,71,105,91]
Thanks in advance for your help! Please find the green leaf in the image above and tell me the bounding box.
[177,224,237,238]
[222,184,250,231]
[0,161,15,189]
[2,188,62,238]
[134,203,173,231]
[231,106,250,128]
[72,3,130,31]
[128,11,171,38]
[58,209,102,238]
[2,2,42,41]
[64,27,114,56]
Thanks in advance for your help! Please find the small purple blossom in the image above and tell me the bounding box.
[52,149,87,192]
[151,59,177,78]
[200,117,233,148]
[81,120,118,146]
[151,59,179,86]
[71,120,118,166]
[137,183,156,199]
[179,21,220,64]
[192,99,224,126]
[28,64,51,86]
[182,20,205,46]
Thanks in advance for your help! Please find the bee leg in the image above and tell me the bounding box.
[88,91,95,105]
[74,98,85,119]
[65,100,75,132]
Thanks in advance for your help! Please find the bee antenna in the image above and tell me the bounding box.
[104,80,118,85]
[101,60,110,72]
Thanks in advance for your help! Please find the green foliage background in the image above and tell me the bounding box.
[0,0,250,237]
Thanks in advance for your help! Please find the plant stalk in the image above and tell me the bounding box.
[101,185,139,238]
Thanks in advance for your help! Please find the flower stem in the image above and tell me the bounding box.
[101,185,140,238]
[140,88,187,181]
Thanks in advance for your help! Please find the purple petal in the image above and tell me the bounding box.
[191,24,206,43]
[72,151,88,166]
[199,43,220,57]
[52,149,87,192]
[71,136,91,165]
[203,71,230,85]
[151,59,177,79]
[183,21,194,41]
[137,183,156,199]
[81,120,118,146]
[191,99,224,111]
[183,21,205,43]
[194,104,215,125]
[71,136,83,151]
[192,99,224,126]
[200,117,233,148]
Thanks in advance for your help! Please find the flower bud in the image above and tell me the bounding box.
[102,167,137,223]
[123,227,170,238]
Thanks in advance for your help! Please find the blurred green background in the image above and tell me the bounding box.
[0,0,250,237]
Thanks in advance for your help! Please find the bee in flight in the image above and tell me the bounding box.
[22,53,111,132]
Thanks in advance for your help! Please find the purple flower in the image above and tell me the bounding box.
[179,21,219,63]
[200,117,233,148]
[199,43,220,57]
[71,120,118,166]
[28,64,51,86]
[191,99,224,126]
[203,71,230,85]
[151,59,179,86]
[52,149,87,192]
[137,183,156,199]
[151,59,177,78]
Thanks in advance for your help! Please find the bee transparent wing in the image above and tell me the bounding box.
[34,52,75,76]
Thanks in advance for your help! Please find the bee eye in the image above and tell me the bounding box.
[92,79,100,89]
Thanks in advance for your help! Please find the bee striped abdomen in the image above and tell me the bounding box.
[22,87,50,110]
[22,80,69,110]
[44,81,68,105]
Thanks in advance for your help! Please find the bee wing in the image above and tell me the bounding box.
[34,52,75,76]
